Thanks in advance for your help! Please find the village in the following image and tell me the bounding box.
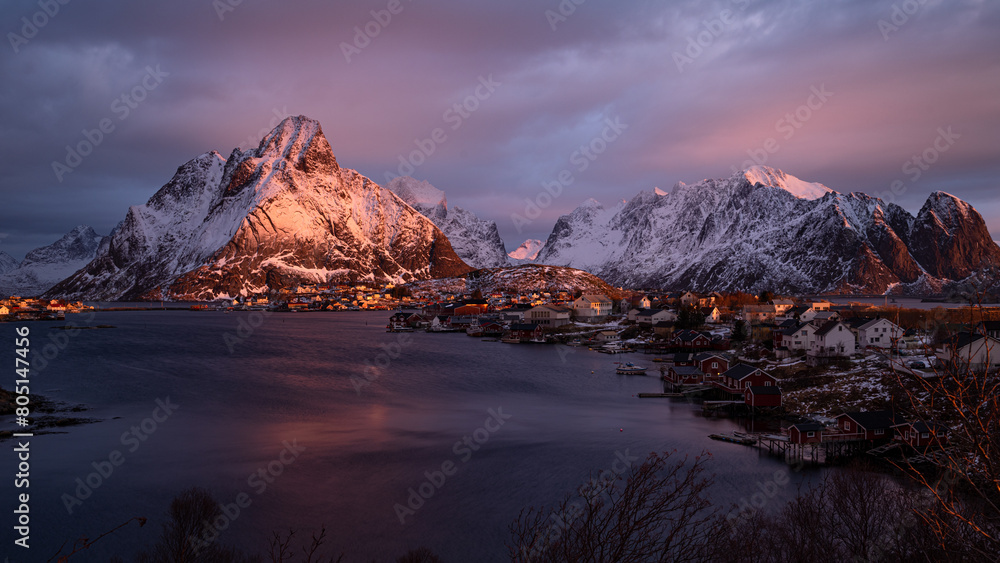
[0,296,92,321]
[4,283,997,468]
[382,289,1000,467]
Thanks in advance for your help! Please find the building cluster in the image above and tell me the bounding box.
[772,316,905,365]
[387,293,619,343]
[785,410,949,450]
[227,282,413,311]
[0,297,90,320]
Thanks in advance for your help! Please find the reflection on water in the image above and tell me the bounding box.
[2,311,826,561]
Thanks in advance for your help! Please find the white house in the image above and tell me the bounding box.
[0,305,9,316]
[782,323,816,351]
[573,294,613,321]
[772,299,796,314]
[595,330,620,342]
[635,309,677,325]
[700,307,721,324]
[526,304,573,327]
[810,321,856,358]
[857,318,904,349]
[937,332,1000,371]
[620,295,651,313]
[801,309,840,323]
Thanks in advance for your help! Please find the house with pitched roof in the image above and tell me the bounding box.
[937,332,1000,371]
[572,294,613,321]
[718,364,778,392]
[808,320,856,362]
[833,411,898,442]
[857,318,904,349]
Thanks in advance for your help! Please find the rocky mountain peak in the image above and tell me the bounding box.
[508,239,544,262]
[387,176,508,269]
[46,116,471,300]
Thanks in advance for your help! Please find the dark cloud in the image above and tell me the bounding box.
[1,0,997,259]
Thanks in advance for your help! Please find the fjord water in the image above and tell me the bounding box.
[2,311,824,561]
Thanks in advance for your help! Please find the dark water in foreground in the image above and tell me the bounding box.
[1,311,826,561]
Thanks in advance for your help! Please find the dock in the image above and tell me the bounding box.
[708,433,757,445]
[637,392,684,398]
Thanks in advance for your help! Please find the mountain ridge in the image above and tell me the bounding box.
[534,166,1000,294]
[46,116,472,301]
[0,226,104,297]
[387,176,510,269]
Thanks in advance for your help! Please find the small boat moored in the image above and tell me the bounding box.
[616,362,647,375]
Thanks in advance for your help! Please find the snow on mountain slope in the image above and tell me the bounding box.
[386,177,446,214]
[0,226,104,297]
[743,165,833,200]
[0,251,17,275]
[47,116,471,301]
[536,198,628,273]
[535,166,1000,294]
[406,264,624,301]
[508,239,544,263]
[387,176,510,269]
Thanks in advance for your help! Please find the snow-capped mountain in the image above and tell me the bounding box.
[535,166,1000,294]
[387,176,510,269]
[0,251,17,275]
[508,239,545,263]
[47,116,471,301]
[0,226,104,297]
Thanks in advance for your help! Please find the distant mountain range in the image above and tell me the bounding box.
[0,226,103,297]
[0,115,989,301]
[534,166,1000,294]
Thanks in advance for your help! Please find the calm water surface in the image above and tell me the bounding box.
[1,311,827,561]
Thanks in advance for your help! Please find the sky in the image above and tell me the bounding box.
[1,0,998,260]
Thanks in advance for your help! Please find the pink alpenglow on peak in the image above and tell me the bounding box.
[508,239,544,261]
[46,115,472,301]
[741,165,835,200]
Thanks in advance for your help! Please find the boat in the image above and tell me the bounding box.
[501,337,521,344]
[708,433,757,445]
[599,342,632,354]
[616,362,647,375]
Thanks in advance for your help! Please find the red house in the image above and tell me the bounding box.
[892,421,949,448]
[667,366,705,384]
[745,386,782,408]
[672,353,696,366]
[695,353,729,378]
[506,323,543,341]
[719,364,778,391]
[672,330,712,349]
[834,411,897,441]
[788,422,824,444]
